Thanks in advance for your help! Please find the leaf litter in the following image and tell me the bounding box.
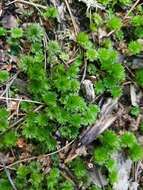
[0,0,143,189]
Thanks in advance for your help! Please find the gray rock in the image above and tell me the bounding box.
[2,15,18,29]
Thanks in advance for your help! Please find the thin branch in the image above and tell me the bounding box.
[39,17,49,70]
[81,58,87,84]
[124,0,140,19]
[0,155,17,190]
[6,0,47,10]
[64,0,78,37]
[0,105,43,137]
[106,0,140,37]
[0,72,19,97]
[0,96,43,105]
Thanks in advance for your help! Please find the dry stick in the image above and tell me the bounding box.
[6,0,47,9]
[39,17,49,70]
[0,156,17,190]
[81,58,87,84]
[64,0,78,37]
[124,0,140,19]
[0,105,43,137]
[0,96,43,105]
[107,0,140,37]
[0,140,75,172]
[1,72,19,97]
[6,86,9,109]
[16,97,22,117]
[43,35,48,70]
[3,73,20,109]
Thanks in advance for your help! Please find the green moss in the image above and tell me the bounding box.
[107,16,122,30]
[0,27,6,36]
[1,1,143,189]
[11,28,23,38]
[43,6,58,18]
[130,106,140,117]
[128,41,142,55]
[0,70,9,83]
[136,69,143,87]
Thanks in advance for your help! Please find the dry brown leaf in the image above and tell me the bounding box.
[16,138,27,149]
[8,101,18,112]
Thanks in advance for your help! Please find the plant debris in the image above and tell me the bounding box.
[0,0,143,189]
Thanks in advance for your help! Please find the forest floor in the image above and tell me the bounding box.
[0,0,143,189]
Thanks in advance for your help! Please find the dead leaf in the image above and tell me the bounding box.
[8,101,18,111]
[16,138,27,149]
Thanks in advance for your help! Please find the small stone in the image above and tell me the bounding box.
[82,79,95,103]
[2,15,18,29]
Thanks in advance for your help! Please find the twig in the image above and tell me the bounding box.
[106,0,140,37]
[135,114,142,130]
[0,72,19,97]
[0,105,43,137]
[61,171,74,183]
[64,0,78,37]
[0,140,75,171]
[6,85,9,109]
[124,0,140,19]
[0,96,43,104]
[6,0,47,9]
[0,154,17,190]
[106,30,115,37]
[39,17,49,70]
[81,58,87,84]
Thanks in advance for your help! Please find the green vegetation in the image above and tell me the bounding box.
[93,131,143,184]
[0,0,143,189]
[0,71,9,83]
[136,69,143,87]
[107,15,122,30]
[128,41,142,55]
[130,106,140,117]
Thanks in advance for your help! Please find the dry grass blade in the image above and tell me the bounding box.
[0,96,43,104]
[130,85,137,106]
[0,153,17,190]
[6,0,47,9]
[124,0,140,19]
[64,0,79,37]
[107,0,140,37]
